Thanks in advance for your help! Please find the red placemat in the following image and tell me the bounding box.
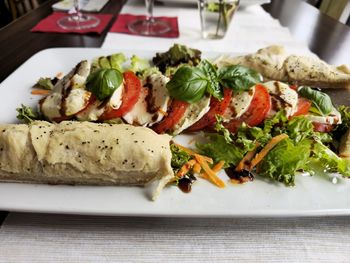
[110,14,179,38]
[31,12,113,34]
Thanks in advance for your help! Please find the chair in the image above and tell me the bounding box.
[7,0,39,20]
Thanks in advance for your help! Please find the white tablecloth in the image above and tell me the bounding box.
[1,1,348,262]
[1,213,350,262]
[102,0,313,56]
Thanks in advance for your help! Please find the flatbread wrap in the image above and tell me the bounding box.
[215,45,350,89]
[0,121,174,198]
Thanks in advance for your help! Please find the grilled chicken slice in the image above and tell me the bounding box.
[40,60,92,121]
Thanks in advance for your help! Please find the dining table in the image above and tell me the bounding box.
[0,0,350,261]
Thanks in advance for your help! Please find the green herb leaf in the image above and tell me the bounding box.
[16,104,40,124]
[298,86,333,116]
[218,65,263,91]
[170,144,191,170]
[33,77,54,90]
[166,66,208,103]
[199,60,222,100]
[86,68,123,101]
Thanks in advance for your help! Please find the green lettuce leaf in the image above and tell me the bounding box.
[196,133,247,168]
[152,44,201,73]
[130,55,150,73]
[312,141,350,177]
[257,138,312,186]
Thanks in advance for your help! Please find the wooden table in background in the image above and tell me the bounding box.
[0,0,349,224]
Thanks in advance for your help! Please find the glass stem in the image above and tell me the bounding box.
[74,0,82,20]
[216,0,224,36]
[145,0,155,24]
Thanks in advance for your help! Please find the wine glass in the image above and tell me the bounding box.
[57,0,100,30]
[128,0,171,36]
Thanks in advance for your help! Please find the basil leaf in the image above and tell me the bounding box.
[199,60,222,100]
[218,65,262,91]
[86,68,123,101]
[166,66,207,103]
[298,86,332,116]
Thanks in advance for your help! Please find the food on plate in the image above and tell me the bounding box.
[339,129,350,158]
[0,121,174,199]
[152,44,201,74]
[14,44,350,194]
[214,45,350,89]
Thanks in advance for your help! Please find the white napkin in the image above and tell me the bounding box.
[102,0,313,56]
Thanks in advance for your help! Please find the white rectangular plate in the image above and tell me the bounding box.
[0,48,349,217]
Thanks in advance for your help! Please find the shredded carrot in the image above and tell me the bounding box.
[158,108,168,116]
[176,159,196,178]
[235,142,260,172]
[212,160,225,173]
[31,89,50,95]
[174,143,213,163]
[193,163,201,174]
[249,134,289,170]
[194,154,225,188]
[200,172,209,180]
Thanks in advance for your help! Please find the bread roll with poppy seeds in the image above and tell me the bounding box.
[0,121,174,198]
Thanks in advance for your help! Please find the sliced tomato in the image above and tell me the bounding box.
[292,98,311,117]
[186,89,233,132]
[313,122,334,133]
[99,71,141,121]
[152,99,189,134]
[224,84,271,133]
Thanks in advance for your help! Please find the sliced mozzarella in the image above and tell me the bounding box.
[123,73,170,127]
[76,100,105,121]
[40,92,62,120]
[53,60,91,93]
[147,73,171,125]
[263,81,298,117]
[76,82,124,121]
[305,107,342,125]
[64,89,92,116]
[109,83,124,110]
[123,87,153,126]
[223,87,255,120]
[172,96,211,135]
[40,60,92,121]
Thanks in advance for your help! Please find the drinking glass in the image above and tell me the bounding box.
[198,0,239,39]
[57,0,100,30]
[128,0,171,36]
